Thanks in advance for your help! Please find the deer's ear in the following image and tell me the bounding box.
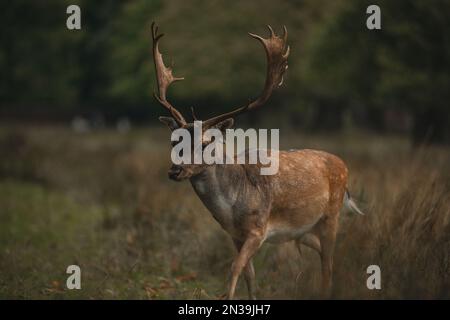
[213,118,234,133]
[159,116,180,131]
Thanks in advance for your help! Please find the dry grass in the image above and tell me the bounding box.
[0,124,448,299]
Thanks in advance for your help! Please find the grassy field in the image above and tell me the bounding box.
[0,124,449,299]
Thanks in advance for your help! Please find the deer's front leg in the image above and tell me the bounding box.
[227,235,263,300]
[233,239,257,300]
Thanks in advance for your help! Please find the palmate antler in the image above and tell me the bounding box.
[151,22,188,127]
[202,25,290,128]
[151,23,290,128]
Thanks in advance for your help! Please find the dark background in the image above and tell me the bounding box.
[1,0,449,144]
[0,1,449,300]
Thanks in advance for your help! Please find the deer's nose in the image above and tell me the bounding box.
[168,165,182,180]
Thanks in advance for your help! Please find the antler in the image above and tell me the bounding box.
[151,22,187,127]
[203,25,289,128]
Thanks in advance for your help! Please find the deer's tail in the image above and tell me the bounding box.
[344,189,365,215]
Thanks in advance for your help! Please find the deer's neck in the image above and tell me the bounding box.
[190,165,245,230]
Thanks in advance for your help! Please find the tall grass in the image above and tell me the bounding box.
[0,125,448,299]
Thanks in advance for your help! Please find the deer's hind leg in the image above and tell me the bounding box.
[316,180,346,298]
[295,233,321,256]
[294,232,322,296]
[315,212,339,298]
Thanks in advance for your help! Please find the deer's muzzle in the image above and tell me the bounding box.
[168,165,193,181]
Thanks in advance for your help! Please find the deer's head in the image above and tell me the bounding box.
[151,22,289,181]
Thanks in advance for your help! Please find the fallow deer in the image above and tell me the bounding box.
[150,22,364,299]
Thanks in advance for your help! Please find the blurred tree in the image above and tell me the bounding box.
[303,0,450,144]
[377,0,450,145]
[75,0,123,107]
[1,0,448,144]
[105,0,162,120]
[0,1,82,108]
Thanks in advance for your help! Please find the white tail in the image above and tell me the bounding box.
[344,189,365,215]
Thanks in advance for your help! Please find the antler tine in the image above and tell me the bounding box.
[203,25,289,128]
[151,22,187,127]
[267,25,275,37]
[191,107,200,121]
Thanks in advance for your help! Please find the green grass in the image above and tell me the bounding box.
[0,124,449,299]
[0,179,226,299]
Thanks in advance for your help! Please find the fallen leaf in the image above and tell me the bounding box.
[175,272,197,282]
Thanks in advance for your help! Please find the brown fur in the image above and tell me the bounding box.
[181,148,349,299]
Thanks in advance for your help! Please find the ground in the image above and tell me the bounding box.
[0,124,449,299]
